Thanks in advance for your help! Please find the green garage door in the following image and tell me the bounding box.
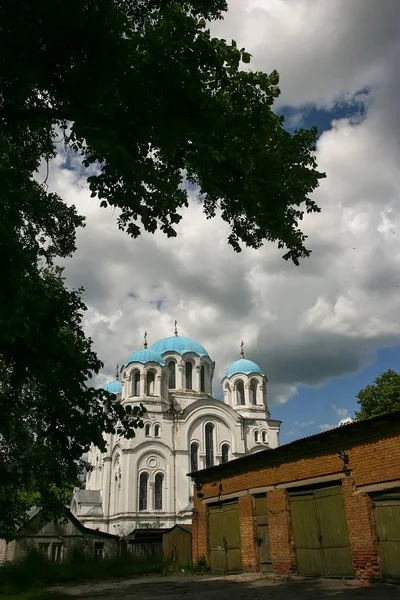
[372,490,400,581]
[289,484,354,578]
[209,500,242,574]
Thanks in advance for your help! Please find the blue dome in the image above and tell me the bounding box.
[103,380,122,394]
[125,348,165,367]
[226,358,263,378]
[150,336,210,358]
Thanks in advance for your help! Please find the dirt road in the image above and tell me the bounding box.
[51,573,400,600]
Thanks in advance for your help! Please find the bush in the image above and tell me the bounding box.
[0,550,164,596]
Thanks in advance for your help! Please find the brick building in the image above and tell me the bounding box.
[190,411,400,581]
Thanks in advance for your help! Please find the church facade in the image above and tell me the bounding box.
[71,332,281,535]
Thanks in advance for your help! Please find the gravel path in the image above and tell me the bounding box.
[50,573,400,600]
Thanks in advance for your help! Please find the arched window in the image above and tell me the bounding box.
[190,443,199,472]
[114,470,121,514]
[236,380,245,405]
[200,365,205,392]
[168,361,176,389]
[254,430,259,443]
[154,424,160,438]
[132,371,140,396]
[144,423,151,436]
[154,473,163,510]
[185,361,193,389]
[146,371,155,396]
[250,379,258,405]
[205,423,214,468]
[221,444,229,464]
[139,472,148,511]
[262,431,267,443]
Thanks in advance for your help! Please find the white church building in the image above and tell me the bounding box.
[71,330,281,535]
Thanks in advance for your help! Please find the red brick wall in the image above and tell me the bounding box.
[342,477,380,580]
[238,494,258,572]
[192,499,208,563]
[192,429,400,580]
[267,489,296,577]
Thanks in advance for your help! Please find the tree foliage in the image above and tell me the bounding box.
[355,369,400,421]
[0,0,325,536]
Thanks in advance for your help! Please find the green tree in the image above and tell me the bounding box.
[355,369,400,421]
[0,0,325,536]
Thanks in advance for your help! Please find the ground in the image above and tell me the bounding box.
[51,573,400,599]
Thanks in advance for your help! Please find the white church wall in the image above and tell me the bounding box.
[73,335,281,535]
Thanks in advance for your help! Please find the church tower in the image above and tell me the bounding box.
[221,342,276,450]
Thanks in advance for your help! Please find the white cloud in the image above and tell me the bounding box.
[295,421,314,428]
[39,1,400,406]
[332,405,350,419]
[319,424,336,432]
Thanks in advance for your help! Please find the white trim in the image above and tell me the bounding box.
[357,480,400,494]
[277,472,347,490]
[202,490,248,504]
[249,485,275,494]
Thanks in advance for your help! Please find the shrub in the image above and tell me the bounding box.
[0,550,164,596]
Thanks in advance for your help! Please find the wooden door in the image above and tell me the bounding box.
[290,489,324,576]
[314,486,353,577]
[372,491,400,581]
[289,484,353,578]
[209,500,242,574]
[253,494,272,572]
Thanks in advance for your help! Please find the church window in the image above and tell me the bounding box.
[132,370,140,396]
[262,431,267,443]
[168,361,176,389]
[146,371,155,396]
[200,365,205,392]
[154,473,163,510]
[185,361,193,390]
[254,430,259,443]
[139,472,149,510]
[144,423,151,436]
[205,423,214,468]
[221,444,229,464]
[154,424,160,438]
[236,380,245,405]
[190,443,199,472]
[250,379,258,405]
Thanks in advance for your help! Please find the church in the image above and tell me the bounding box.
[71,327,281,535]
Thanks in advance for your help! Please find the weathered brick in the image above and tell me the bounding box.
[192,423,400,581]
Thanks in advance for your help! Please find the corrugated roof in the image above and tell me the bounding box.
[189,410,400,483]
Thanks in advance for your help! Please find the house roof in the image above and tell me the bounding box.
[21,505,118,540]
[126,528,166,541]
[166,524,192,534]
[189,410,400,483]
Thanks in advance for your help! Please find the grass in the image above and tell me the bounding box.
[0,551,209,598]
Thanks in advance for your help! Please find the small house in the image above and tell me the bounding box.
[3,506,119,564]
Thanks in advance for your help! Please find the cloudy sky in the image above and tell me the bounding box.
[45,0,400,442]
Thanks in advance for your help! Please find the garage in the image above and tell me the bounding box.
[208,499,242,574]
[289,483,354,578]
[372,490,400,581]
